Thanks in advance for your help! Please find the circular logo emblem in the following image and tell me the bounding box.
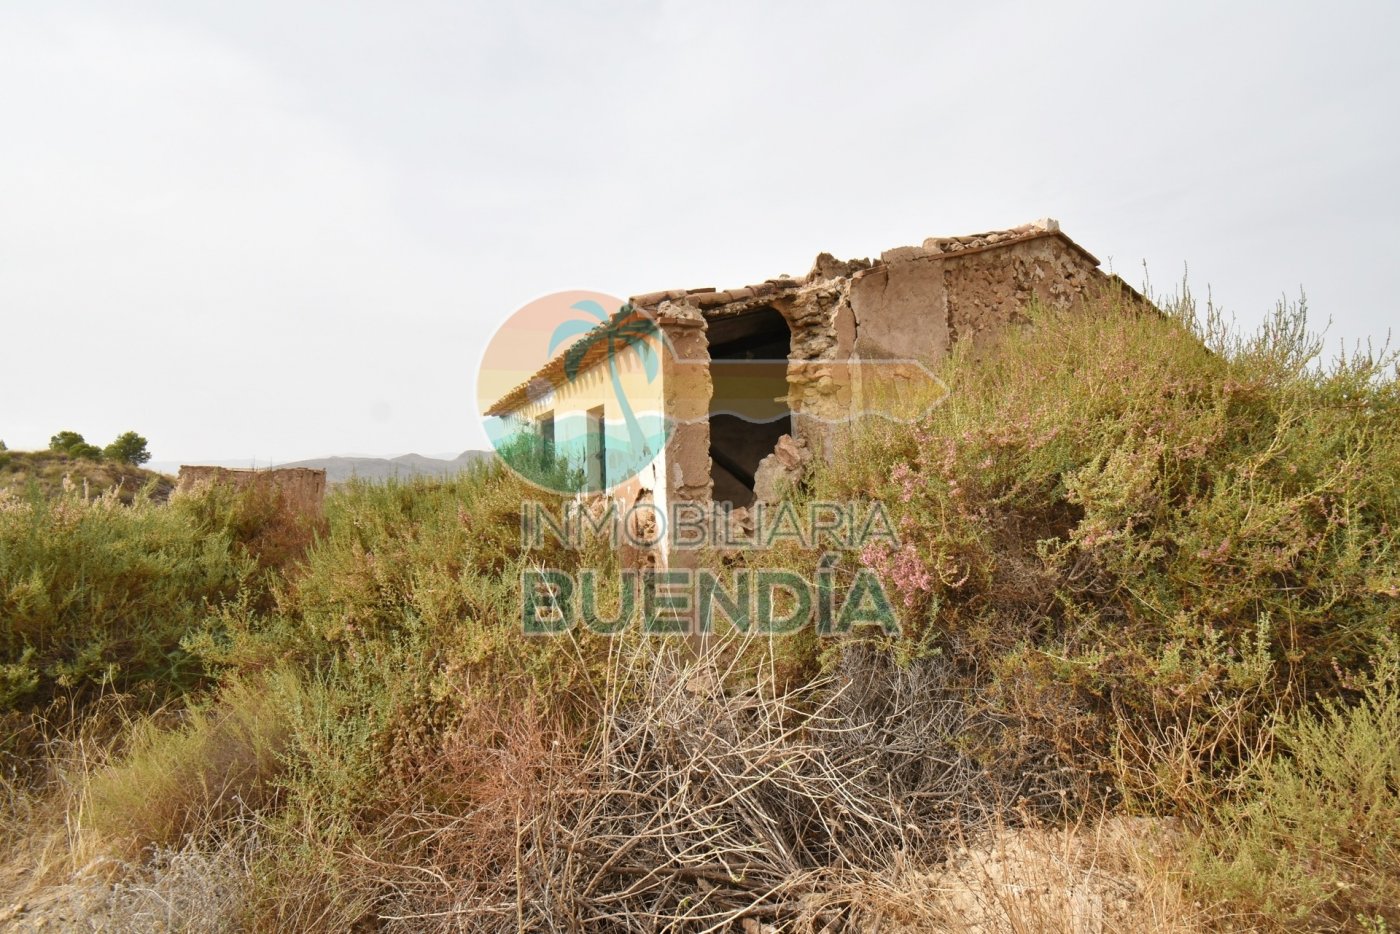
[477,291,673,494]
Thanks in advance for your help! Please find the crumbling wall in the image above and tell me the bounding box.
[655,301,714,510]
[627,221,1124,550]
[941,234,1103,355]
[175,465,327,569]
[176,466,326,519]
[845,227,1107,366]
[777,282,856,457]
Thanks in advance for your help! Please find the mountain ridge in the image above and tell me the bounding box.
[275,449,491,483]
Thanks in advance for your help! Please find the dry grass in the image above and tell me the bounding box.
[0,678,288,931]
[0,695,141,919]
[804,816,1207,933]
[0,636,1298,933]
[0,449,173,504]
[0,824,258,933]
[282,635,1222,932]
[80,674,295,858]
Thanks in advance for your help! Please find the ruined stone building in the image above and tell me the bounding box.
[175,465,327,518]
[485,219,1136,559]
[175,466,328,566]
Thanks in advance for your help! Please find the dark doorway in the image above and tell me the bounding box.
[706,307,792,508]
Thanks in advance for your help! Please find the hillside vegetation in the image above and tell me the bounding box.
[0,448,173,504]
[1,288,1397,931]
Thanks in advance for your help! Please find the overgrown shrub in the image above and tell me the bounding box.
[178,462,618,905]
[170,473,325,582]
[817,288,1400,807]
[193,462,602,693]
[0,486,254,711]
[1188,646,1400,927]
[84,671,298,856]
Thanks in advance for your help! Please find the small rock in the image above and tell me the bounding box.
[752,434,810,503]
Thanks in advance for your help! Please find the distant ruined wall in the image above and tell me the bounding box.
[175,466,327,518]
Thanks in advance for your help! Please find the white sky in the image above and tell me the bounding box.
[2,1,1396,464]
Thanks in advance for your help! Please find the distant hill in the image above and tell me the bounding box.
[0,449,175,503]
[275,450,492,484]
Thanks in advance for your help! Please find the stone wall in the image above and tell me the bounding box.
[847,228,1109,364]
[941,233,1104,356]
[589,221,1136,567]
[175,466,327,519]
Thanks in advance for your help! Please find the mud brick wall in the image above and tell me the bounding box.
[175,466,326,519]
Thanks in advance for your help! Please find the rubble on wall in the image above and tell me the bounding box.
[922,217,1062,254]
[619,489,661,570]
[752,434,811,505]
[805,251,873,284]
[783,283,854,425]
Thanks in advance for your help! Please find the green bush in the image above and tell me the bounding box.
[84,670,298,855]
[0,486,254,710]
[103,431,152,466]
[48,430,103,460]
[1188,647,1400,926]
[815,288,1400,805]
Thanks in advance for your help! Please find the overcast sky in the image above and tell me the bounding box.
[2,1,1396,464]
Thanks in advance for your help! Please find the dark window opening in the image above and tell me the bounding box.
[706,306,792,508]
[586,405,606,491]
[536,412,555,456]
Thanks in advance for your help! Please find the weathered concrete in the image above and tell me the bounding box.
[849,252,950,362]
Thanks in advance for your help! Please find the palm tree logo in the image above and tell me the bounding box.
[548,300,667,475]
